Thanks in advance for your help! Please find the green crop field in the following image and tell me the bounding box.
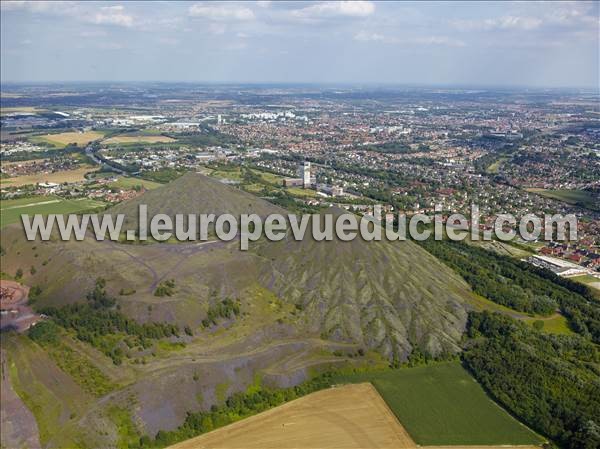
[1,195,106,228]
[333,362,543,445]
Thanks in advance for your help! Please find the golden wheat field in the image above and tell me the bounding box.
[102,135,175,144]
[0,166,98,186]
[168,383,416,449]
[33,131,105,147]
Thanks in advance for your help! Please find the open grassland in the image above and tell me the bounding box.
[168,383,417,449]
[108,176,163,190]
[209,167,244,182]
[570,274,600,299]
[525,188,599,211]
[523,314,572,335]
[103,135,176,144]
[285,186,317,197]
[210,167,284,185]
[1,195,106,227]
[474,240,532,259]
[30,130,105,148]
[485,157,508,174]
[0,165,98,187]
[334,362,543,446]
[467,293,574,336]
[570,274,600,289]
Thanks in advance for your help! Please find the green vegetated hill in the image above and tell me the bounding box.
[0,172,477,447]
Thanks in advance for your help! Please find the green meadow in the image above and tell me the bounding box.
[334,362,543,446]
[1,195,106,228]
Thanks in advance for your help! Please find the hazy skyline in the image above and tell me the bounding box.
[1,1,599,88]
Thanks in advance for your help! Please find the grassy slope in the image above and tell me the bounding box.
[468,294,575,336]
[2,335,97,448]
[334,362,543,445]
[523,314,572,335]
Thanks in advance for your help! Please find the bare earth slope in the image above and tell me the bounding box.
[255,226,470,360]
[0,349,41,449]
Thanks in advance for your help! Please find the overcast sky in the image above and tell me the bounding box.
[1,1,598,88]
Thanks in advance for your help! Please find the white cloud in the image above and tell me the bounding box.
[412,36,466,47]
[452,16,542,31]
[354,31,384,42]
[189,3,255,21]
[292,1,375,20]
[0,1,66,13]
[208,23,227,35]
[92,5,134,27]
[1,1,135,28]
[80,30,108,38]
[485,16,542,30]
[255,1,271,8]
[354,31,465,47]
[97,41,125,50]
[157,37,180,46]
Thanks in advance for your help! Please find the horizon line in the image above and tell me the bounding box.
[1,80,599,92]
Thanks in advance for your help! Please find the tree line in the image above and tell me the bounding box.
[140,372,336,448]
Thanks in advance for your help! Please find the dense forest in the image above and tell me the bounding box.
[418,239,600,447]
[419,239,600,342]
[463,311,600,448]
